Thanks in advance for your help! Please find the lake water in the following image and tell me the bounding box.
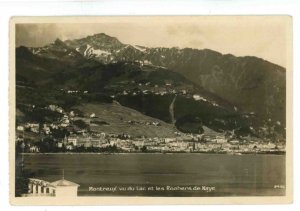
[21,153,285,196]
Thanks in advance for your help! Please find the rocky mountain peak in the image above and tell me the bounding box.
[54,38,65,46]
[83,33,123,47]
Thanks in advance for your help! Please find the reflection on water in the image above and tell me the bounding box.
[22,153,286,196]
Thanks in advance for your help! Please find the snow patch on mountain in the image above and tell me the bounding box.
[133,45,147,52]
[93,49,111,56]
[83,44,91,56]
[84,44,111,57]
[31,48,41,55]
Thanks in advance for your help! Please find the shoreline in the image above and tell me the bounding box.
[19,151,286,156]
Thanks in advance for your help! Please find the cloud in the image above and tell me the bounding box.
[166,24,203,35]
[16,24,59,47]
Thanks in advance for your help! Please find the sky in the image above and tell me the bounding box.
[15,16,291,67]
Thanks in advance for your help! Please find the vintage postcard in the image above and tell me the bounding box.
[9,16,293,205]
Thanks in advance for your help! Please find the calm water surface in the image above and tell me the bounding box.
[22,153,285,196]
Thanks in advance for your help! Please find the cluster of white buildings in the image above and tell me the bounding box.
[60,89,88,94]
[16,103,285,154]
[17,104,79,137]
[65,133,109,149]
[106,79,194,98]
[125,120,161,127]
[54,129,284,153]
[25,177,79,198]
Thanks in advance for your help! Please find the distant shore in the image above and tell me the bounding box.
[19,151,285,155]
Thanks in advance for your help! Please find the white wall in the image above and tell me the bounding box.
[55,186,78,198]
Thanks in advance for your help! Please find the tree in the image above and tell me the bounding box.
[141,146,147,152]
[73,119,89,130]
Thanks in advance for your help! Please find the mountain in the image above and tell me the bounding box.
[16,33,286,140]
[29,38,84,62]
[60,33,286,127]
[64,33,128,63]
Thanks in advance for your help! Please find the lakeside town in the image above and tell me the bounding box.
[16,102,286,155]
[13,25,288,200]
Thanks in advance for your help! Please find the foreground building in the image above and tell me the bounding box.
[25,177,80,197]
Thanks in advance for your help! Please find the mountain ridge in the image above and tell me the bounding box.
[56,33,285,126]
[16,33,286,141]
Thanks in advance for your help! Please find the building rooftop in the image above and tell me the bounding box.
[50,179,80,187]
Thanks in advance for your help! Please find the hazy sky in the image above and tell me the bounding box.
[15,16,290,67]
